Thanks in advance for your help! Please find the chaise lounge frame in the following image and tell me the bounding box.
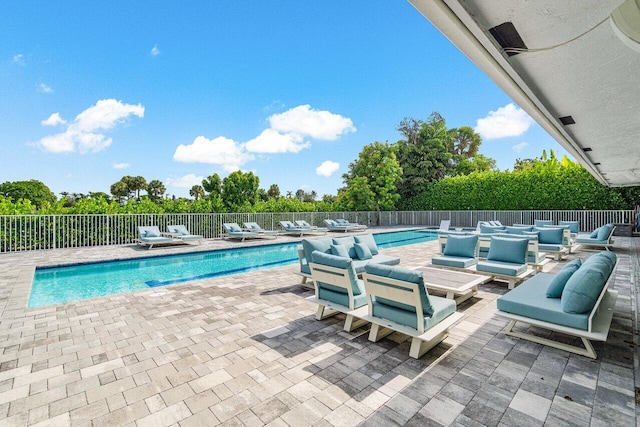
[496,259,619,359]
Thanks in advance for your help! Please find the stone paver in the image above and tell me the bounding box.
[0,228,637,426]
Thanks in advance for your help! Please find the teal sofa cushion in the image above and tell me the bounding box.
[354,242,373,260]
[330,244,350,258]
[477,260,527,276]
[432,255,476,269]
[590,228,600,238]
[561,253,615,314]
[506,226,532,234]
[332,236,357,258]
[487,236,528,264]
[302,238,332,261]
[597,223,614,241]
[546,258,582,298]
[443,234,478,258]
[480,223,505,234]
[351,254,400,273]
[311,251,364,299]
[372,293,455,330]
[559,221,580,234]
[534,219,554,227]
[533,227,563,244]
[354,234,379,255]
[364,264,433,317]
[497,273,590,330]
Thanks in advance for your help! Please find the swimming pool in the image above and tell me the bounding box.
[30,229,436,307]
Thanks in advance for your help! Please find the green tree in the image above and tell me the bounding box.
[0,179,56,209]
[222,171,259,211]
[202,173,222,197]
[339,141,401,219]
[110,181,130,203]
[449,126,481,158]
[147,180,166,201]
[453,154,497,176]
[267,184,281,199]
[189,185,205,200]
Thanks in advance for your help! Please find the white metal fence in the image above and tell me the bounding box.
[0,210,634,253]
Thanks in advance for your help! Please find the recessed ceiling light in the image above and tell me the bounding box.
[610,0,640,53]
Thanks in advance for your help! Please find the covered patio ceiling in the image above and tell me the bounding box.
[409,0,640,187]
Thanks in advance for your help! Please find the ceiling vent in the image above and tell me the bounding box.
[489,22,527,56]
[583,147,593,152]
[559,116,575,125]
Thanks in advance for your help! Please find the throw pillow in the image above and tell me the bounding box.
[546,258,582,298]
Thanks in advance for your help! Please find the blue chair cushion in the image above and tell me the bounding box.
[330,244,350,258]
[302,238,332,261]
[373,293,455,330]
[597,224,614,241]
[364,264,433,317]
[487,236,528,264]
[354,234,379,255]
[559,221,580,234]
[443,234,478,258]
[480,224,505,234]
[354,242,373,260]
[546,258,582,298]
[332,236,357,258]
[311,251,363,297]
[561,254,614,313]
[534,220,554,227]
[145,228,160,237]
[432,255,476,269]
[589,228,600,238]
[505,226,532,234]
[477,260,527,276]
[533,227,563,244]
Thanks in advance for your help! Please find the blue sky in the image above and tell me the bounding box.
[1,1,570,199]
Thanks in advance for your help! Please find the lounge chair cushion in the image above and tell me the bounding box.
[354,234,379,255]
[354,243,373,260]
[561,252,616,314]
[311,251,364,298]
[506,226,532,234]
[477,260,527,276]
[145,228,160,237]
[332,236,357,258]
[534,220,554,227]
[532,227,563,244]
[228,224,242,232]
[497,273,591,330]
[546,258,582,298]
[597,224,614,241]
[443,234,477,258]
[365,264,434,317]
[432,255,477,269]
[330,244,350,258]
[169,225,190,235]
[487,236,528,264]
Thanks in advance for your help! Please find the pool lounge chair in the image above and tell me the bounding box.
[223,223,260,241]
[307,251,369,332]
[575,223,616,251]
[496,251,618,359]
[438,219,451,231]
[242,222,278,239]
[323,219,359,232]
[294,220,329,233]
[361,264,463,359]
[138,226,175,249]
[279,221,326,236]
[335,218,368,230]
[166,225,203,244]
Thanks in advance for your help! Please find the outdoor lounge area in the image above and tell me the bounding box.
[0,226,637,426]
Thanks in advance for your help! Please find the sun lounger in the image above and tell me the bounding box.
[437,219,451,231]
[166,225,203,244]
[575,223,615,251]
[223,223,261,241]
[279,221,326,236]
[496,251,618,359]
[307,251,369,332]
[294,220,329,233]
[137,226,176,249]
[335,219,367,230]
[475,236,534,289]
[323,219,359,232]
[360,264,463,359]
[242,222,278,239]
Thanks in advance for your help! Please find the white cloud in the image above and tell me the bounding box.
[166,174,204,188]
[316,160,340,177]
[173,136,254,172]
[512,142,529,153]
[268,104,356,140]
[150,45,160,56]
[112,162,130,169]
[41,113,66,126]
[13,54,24,65]
[245,128,310,154]
[35,99,144,154]
[474,103,534,140]
[38,83,53,93]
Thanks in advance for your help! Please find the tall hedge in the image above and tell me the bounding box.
[401,164,635,210]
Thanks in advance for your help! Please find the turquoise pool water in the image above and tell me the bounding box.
[30,229,436,307]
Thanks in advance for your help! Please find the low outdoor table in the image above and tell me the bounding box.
[414,266,491,304]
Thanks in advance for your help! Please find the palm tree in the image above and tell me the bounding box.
[190,185,205,200]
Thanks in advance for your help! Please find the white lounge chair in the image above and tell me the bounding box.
[294,220,329,233]
[223,223,260,241]
[242,222,278,239]
[137,226,175,249]
[335,219,367,230]
[167,225,203,244]
[279,221,326,236]
[438,219,451,231]
[323,219,358,232]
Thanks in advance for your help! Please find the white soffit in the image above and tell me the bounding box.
[409,0,640,187]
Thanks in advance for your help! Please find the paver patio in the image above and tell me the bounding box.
[0,228,637,426]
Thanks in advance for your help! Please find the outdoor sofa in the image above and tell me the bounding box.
[575,223,616,251]
[296,234,400,286]
[496,251,618,359]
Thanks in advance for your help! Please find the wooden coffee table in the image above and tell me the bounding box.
[414,267,492,304]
